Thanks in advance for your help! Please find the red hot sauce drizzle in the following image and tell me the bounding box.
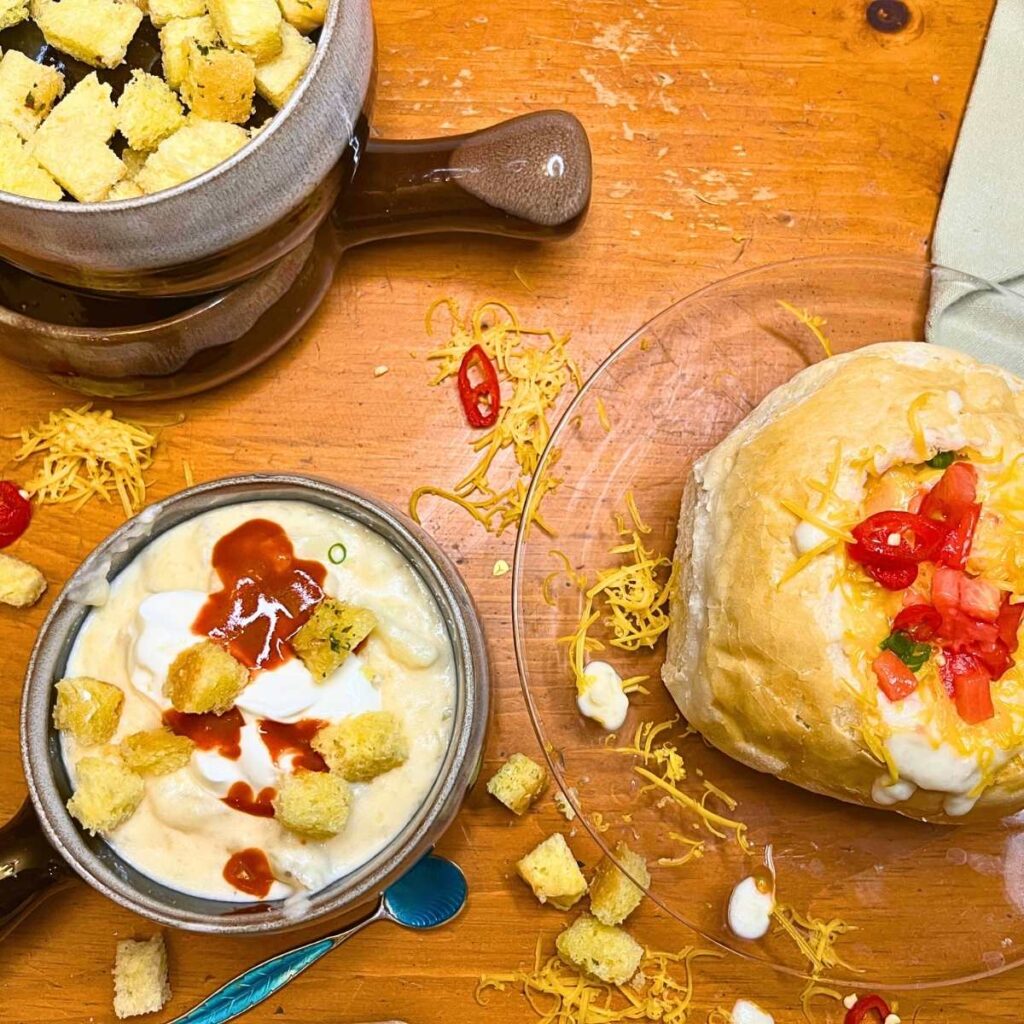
[258,718,328,773]
[163,706,245,759]
[223,782,277,818]
[192,519,327,671]
[224,848,274,898]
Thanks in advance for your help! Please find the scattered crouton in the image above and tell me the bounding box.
[312,710,408,782]
[35,0,144,69]
[159,14,219,90]
[589,841,649,926]
[554,787,578,821]
[517,833,588,910]
[276,0,324,34]
[254,21,312,108]
[164,639,248,713]
[53,676,124,745]
[555,914,644,986]
[0,548,49,604]
[113,934,171,1019]
[291,597,376,682]
[120,728,194,775]
[0,50,65,140]
[182,41,254,123]
[147,0,204,26]
[117,70,184,151]
[273,769,351,839]
[207,0,281,61]
[486,753,548,815]
[67,756,144,834]
[0,0,29,29]
[33,71,116,140]
[122,147,149,176]
[135,117,248,194]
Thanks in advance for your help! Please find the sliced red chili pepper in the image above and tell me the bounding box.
[937,502,981,570]
[872,650,918,701]
[456,344,501,429]
[844,994,891,1024]
[892,603,942,641]
[920,461,978,522]
[851,510,946,564]
[0,481,31,548]
[847,547,918,590]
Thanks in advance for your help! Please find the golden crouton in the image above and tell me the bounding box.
[182,42,254,123]
[120,728,194,775]
[0,50,65,139]
[0,0,28,29]
[113,934,171,1020]
[105,178,144,200]
[53,676,124,745]
[135,117,248,194]
[254,22,312,109]
[486,753,548,815]
[516,833,588,910]
[159,14,219,90]
[0,548,49,604]
[67,756,144,834]
[291,597,376,682]
[207,0,281,60]
[555,914,644,986]
[164,639,248,713]
[147,0,204,25]
[589,842,649,926]
[273,769,351,839]
[117,70,184,151]
[312,711,408,782]
[276,0,324,34]
[35,0,144,69]
[33,72,116,140]
[121,147,149,176]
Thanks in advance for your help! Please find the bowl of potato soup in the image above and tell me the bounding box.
[8,474,488,934]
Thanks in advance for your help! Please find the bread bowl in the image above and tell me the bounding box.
[663,342,1024,822]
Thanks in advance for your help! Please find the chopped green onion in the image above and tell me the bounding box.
[926,451,956,469]
[879,630,931,672]
[328,542,347,565]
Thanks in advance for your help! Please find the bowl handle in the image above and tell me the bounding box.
[334,110,592,246]
[0,798,71,941]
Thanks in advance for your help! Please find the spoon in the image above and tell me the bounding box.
[170,854,468,1024]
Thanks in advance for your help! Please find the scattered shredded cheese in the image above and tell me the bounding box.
[596,396,612,433]
[493,559,511,577]
[182,459,195,488]
[771,903,861,1001]
[409,298,580,536]
[8,405,164,516]
[777,301,833,358]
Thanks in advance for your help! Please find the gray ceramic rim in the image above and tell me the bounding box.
[0,0,372,273]
[20,474,489,934]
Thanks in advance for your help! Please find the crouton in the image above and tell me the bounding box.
[182,41,254,123]
[113,934,171,1019]
[272,769,351,839]
[146,0,204,25]
[0,0,28,29]
[163,639,248,713]
[312,710,408,782]
[120,728,194,774]
[35,0,143,69]
[555,914,644,986]
[117,70,184,151]
[33,72,116,141]
[516,833,588,910]
[486,753,548,815]
[135,117,247,194]
[121,147,149,176]
[254,22,312,109]
[589,842,649,926]
[32,130,125,201]
[159,14,219,90]
[53,676,124,745]
[0,548,49,603]
[105,178,144,200]
[207,0,281,60]
[276,0,324,34]
[67,756,144,834]
[0,50,65,139]
[291,597,376,682]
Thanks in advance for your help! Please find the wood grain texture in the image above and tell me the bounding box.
[0,0,1014,1020]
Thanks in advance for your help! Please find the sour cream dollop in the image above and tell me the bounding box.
[727,875,775,941]
[731,999,774,1024]
[577,661,629,730]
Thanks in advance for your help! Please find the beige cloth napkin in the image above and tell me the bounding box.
[928,0,1024,374]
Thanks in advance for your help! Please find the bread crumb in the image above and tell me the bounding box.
[373,365,389,377]
[555,913,643,985]
[487,753,547,815]
[113,934,171,1018]
[517,833,587,910]
[0,550,47,606]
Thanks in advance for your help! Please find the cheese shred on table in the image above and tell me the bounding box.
[777,300,834,358]
[8,405,162,516]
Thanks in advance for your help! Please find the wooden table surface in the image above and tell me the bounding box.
[0,0,1014,1020]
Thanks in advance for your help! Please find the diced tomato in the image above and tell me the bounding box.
[958,575,1002,622]
[932,565,963,617]
[850,511,946,564]
[937,502,981,570]
[971,639,1012,680]
[872,650,919,701]
[920,462,978,522]
[939,651,995,724]
[998,600,1024,654]
[892,603,942,641]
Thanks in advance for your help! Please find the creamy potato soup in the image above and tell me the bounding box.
[60,500,455,901]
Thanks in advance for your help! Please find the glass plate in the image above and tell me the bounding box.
[512,255,1024,990]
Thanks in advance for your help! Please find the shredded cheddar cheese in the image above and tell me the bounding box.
[8,405,163,516]
[771,904,861,986]
[777,301,834,358]
[409,299,580,536]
